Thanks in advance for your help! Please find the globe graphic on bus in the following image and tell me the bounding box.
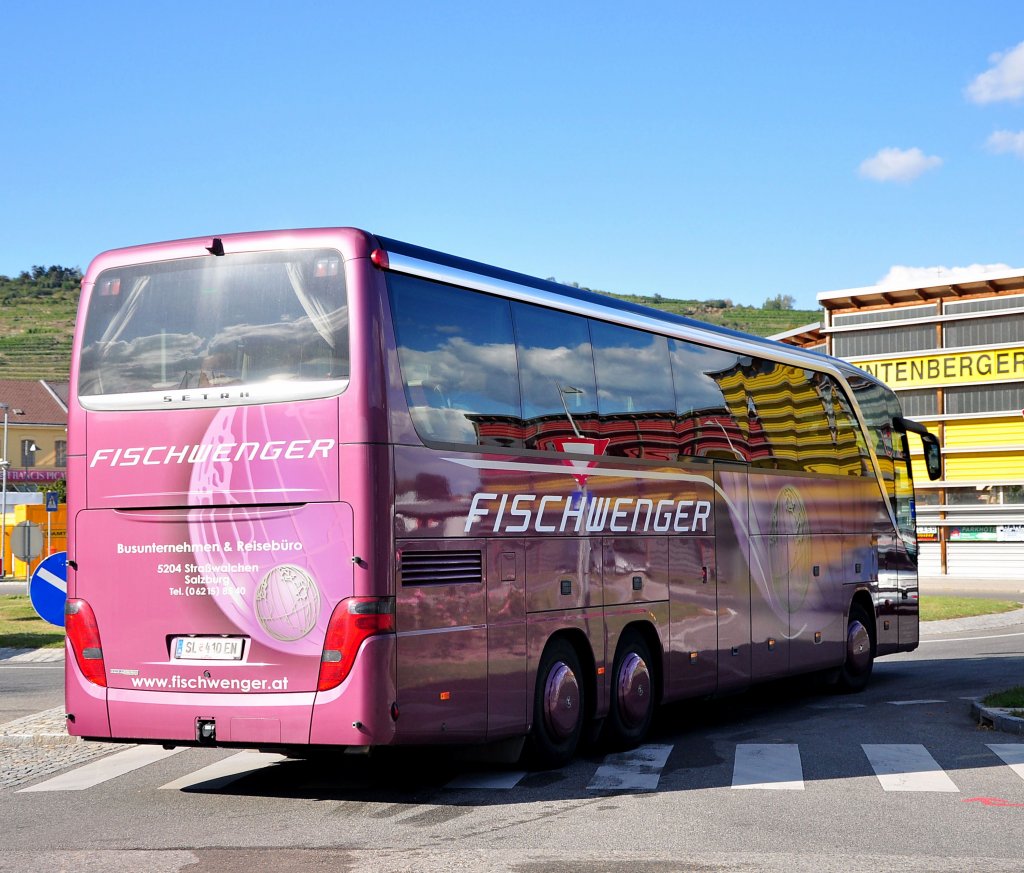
[186,404,345,655]
[254,564,321,642]
[768,484,811,613]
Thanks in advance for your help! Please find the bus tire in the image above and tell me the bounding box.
[604,630,655,750]
[527,638,585,769]
[836,604,874,693]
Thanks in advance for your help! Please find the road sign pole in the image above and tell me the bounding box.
[12,520,44,593]
[44,491,57,559]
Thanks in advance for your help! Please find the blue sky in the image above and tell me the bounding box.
[3,2,1023,309]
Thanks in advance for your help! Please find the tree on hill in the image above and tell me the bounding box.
[763,293,795,310]
[0,265,82,302]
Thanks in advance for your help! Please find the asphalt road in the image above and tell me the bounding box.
[2,614,1023,872]
[0,660,62,722]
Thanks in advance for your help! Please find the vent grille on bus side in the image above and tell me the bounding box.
[400,550,483,586]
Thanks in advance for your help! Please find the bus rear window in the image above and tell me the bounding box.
[78,250,349,398]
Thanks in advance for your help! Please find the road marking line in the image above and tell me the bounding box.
[988,744,1024,781]
[444,770,528,790]
[862,744,958,792]
[159,751,288,791]
[20,745,184,792]
[732,744,804,790]
[920,631,1024,644]
[587,744,673,791]
[887,699,947,706]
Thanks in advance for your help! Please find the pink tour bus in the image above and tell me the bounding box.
[65,228,941,766]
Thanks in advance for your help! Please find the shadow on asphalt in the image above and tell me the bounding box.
[177,649,1024,806]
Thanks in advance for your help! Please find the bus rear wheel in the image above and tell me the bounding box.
[527,639,585,769]
[836,604,874,693]
[604,631,655,750]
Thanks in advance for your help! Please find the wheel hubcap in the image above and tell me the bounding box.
[616,652,651,728]
[543,662,581,739]
[846,620,871,674]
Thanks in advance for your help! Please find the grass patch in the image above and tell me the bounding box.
[919,595,1022,622]
[0,595,65,649]
[982,686,1024,718]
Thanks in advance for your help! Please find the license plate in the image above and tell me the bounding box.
[172,636,244,661]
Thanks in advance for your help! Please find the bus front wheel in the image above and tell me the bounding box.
[527,639,585,769]
[837,604,874,693]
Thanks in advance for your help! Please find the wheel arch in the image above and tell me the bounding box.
[849,589,877,656]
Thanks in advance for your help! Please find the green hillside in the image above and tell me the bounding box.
[0,267,81,381]
[0,266,820,383]
[607,292,819,336]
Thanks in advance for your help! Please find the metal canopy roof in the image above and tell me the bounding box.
[817,266,1024,312]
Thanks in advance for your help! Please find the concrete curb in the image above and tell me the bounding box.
[0,706,79,747]
[972,700,1024,736]
[920,606,1024,635]
[0,647,63,663]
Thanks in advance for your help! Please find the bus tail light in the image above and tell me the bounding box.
[318,597,395,691]
[65,599,107,687]
[369,249,389,270]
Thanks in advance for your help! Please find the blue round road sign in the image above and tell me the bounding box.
[29,551,67,628]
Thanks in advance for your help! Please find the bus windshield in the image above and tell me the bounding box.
[78,249,349,398]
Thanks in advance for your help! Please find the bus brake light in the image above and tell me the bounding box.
[65,599,107,687]
[317,597,395,691]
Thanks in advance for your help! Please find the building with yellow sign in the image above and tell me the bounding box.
[774,267,1024,580]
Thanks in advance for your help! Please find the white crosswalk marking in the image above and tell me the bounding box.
[159,751,288,791]
[19,739,1024,797]
[988,744,1024,781]
[862,744,959,792]
[20,745,184,792]
[732,744,804,790]
[444,770,528,790]
[587,744,673,791]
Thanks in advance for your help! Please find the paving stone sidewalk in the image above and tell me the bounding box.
[0,707,122,791]
[0,647,63,663]
[0,706,74,746]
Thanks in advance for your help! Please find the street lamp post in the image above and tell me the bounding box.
[0,402,8,580]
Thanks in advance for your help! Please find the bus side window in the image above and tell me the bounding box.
[389,274,522,448]
[668,338,749,461]
[590,321,675,459]
[512,303,598,451]
[827,377,874,477]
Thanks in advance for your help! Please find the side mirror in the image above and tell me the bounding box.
[920,434,942,481]
[894,416,942,481]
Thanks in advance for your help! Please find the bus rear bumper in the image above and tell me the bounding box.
[65,636,398,747]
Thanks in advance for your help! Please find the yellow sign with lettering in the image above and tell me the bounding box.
[854,347,1024,389]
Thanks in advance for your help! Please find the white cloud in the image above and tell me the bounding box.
[987,129,1024,158]
[966,41,1024,104]
[877,263,1015,289]
[858,147,942,183]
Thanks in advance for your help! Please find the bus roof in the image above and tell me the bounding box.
[376,233,838,374]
